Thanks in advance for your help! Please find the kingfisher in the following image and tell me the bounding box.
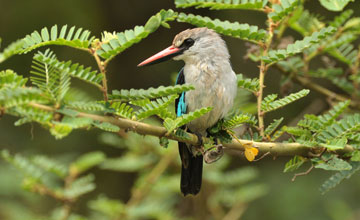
[138,27,237,196]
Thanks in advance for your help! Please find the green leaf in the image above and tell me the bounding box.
[100,154,155,172]
[320,162,360,194]
[348,151,360,161]
[93,121,120,132]
[1,150,45,182]
[89,196,125,217]
[320,137,347,150]
[97,9,177,61]
[11,105,53,125]
[265,117,284,136]
[31,155,68,178]
[283,155,307,172]
[314,156,352,171]
[268,0,300,22]
[317,114,360,143]
[288,6,325,36]
[135,95,177,120]
[223,112,257,129]
[21,25,94,54]
[0,69,28,89]
[32,49,103,89]
[175,0,267,10]
[110,84,194,101]
[163,107,213,133]
[319,0,354,11]
[0,39,25,63]
[31,49,71,102]
[110,102,134,119]
[237,74,260,92]
[177,13,267,42]
[70,151,106,175]
[50,123,73,139]
[67,101,106,112]
[328,43,358,65]
[261,89,310,113]
[63,174,96,199]
[0,87,45,108]
[262,27,336,63]
[329,9,353,27]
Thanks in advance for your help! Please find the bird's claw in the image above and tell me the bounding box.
[194,132,203,147]
[204,144,224,164]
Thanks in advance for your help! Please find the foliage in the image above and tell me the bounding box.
[1,0,360,219]
[177,13,267,42]
[175,0,268,10]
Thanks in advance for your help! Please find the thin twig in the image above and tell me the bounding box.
[292,164,314,181]
[257,19,276,136]
[90,48,109,101]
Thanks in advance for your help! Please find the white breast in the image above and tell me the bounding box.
[184,62,237,134]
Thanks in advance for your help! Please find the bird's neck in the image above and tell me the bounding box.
[183,54,232,78]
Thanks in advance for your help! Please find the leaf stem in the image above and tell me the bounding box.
[90,48,109,101]
[257,19,276,136]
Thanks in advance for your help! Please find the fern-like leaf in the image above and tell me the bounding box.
[0,69,27,89]
[329,9,353,28]
[136,95,177,120]
[97,9,177,61]
[0,87,45,108]
[0,39,25,63]
[288,6,325,36]
[92,121,120,132]
[261,89,310,113]
[67,101,106,112]
[110,102,134,119]
[320,162,360,194]
[177,13,267,42]
[268,0,300,22]
[11,105,53,125]
[22,25,94,53]
[175,0,267,10]
[223,112,257,129]
[31,155,68,178]
[32,49,103,88]
[163,107,213,133]
[264,117,284,136]
[110,84,194,101]
[1,150,45,182]
[317,101,350,127]
[317,114,360,143]
[237,74,260,92]
[328,43,358,65]
[262,26,336,63]
[283,155,306,172]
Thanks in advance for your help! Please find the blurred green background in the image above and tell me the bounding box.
[1,0,360,220]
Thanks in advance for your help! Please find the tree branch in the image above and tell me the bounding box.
[28,102,355,157]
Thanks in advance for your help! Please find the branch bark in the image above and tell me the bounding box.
[29,102,356,158]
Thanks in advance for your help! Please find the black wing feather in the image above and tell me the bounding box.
[175,67,203,196]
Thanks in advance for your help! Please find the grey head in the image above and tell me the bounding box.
[172,27,230,64]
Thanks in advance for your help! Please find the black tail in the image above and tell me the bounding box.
[178,142,203,196]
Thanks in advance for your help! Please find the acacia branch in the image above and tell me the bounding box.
[29,103,355,157]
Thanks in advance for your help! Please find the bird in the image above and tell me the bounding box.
[138,27,237,196]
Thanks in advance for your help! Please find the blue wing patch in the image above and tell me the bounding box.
[175,67,187,117]
[177,92,186,117]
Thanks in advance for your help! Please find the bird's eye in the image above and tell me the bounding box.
[181,38,195,48]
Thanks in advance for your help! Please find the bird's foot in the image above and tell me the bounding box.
[204,144,224,164]
[194,132,203,147]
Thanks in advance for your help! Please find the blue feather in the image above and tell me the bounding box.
[177,92,186,117]
[175,67,187,117]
